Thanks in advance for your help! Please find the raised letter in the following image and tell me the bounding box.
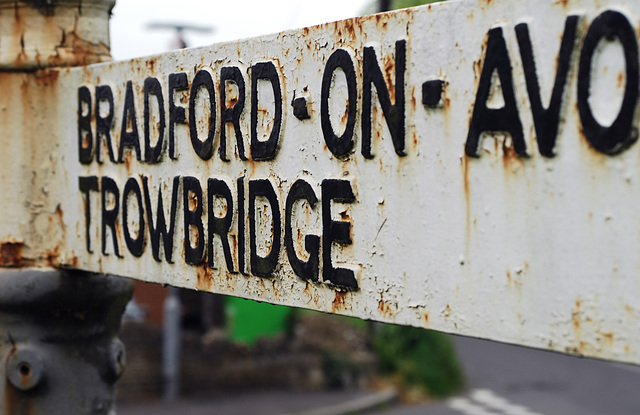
[321,179,357,290]
[250,62,283,160]
[249,179,281,277]
[220,66,247,160]
[96,85,116,163]
[101,177,122,257]
[79,176,99,253]
[208,179,235,272]
[142,176,180,263]
[577,10,639,154]
[321,49,357,158]
[285,179,320,282]
[362,40,406,158]
[123,177,145,257]
[183,176,205,265]
[516,16,579,157]
[144,77,166,163]
[78,86,94,164]
[237,175,246,275]
[168,72,188,159]
[189,70,216,160]
[119,80,142,162]
[465,28,526,157]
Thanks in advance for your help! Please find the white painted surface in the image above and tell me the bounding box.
[2,0,640,365]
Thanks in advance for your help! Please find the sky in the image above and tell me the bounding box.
[110,0,372,61]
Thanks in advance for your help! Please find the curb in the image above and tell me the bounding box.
[285,388,398,415]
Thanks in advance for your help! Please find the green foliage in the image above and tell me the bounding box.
[374,324,464,398]
[361,0,446,17]
[392,0,445,9]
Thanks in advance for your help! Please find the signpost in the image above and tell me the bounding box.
[2,0,640,366]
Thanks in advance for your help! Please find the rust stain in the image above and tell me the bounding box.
[625,305,635,317]
[45,246,61,267]
[601,332,614,346]
[411,85,416,112]
[556,0,569,7]
[617,71,624,89]
[47,31,111,67]
[502,137,524,169]
[572,299,582,331]
[423,313,429,325]
[332,291,348,312]
[462,154,471,243]
[383,55,395,102]
[442,304,452,318]
[343,19,356,39]
[3,382,33,415]
[69,256,79,268]
[146,58,156,73]
[473,59,482,80]
[123,150,133,176]
[196,265,213,292]
[230,234,238,258]
[55,204,65,239]
[378,299,394,316]
[114,221,123,243]
[0,242,25,267]
[34,68,59,86]
[506,270,512,284]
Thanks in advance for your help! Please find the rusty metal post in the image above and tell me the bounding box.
[0,1,135,414]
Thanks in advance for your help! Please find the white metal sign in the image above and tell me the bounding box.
[2,0,640,364]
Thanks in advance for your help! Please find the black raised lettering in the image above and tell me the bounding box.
[208,179,235,272]
[78,86,94,164]
[123,177,145,257]
[101,176,122,257]
[249,179,281,277]
[578,10,639,154]
[285,179,320,282]
[118,81,142,163]
[220,66,247,160]
[78,176,99,253]
[189,70,216,160]
[465,27,526,157]
[169,72,188,160]
[237,175,246,275]
[250,62,283,160]
[321,49,357,158]
[144,77,166,163]
[516,16,579,157]
[183,176,205,265]
[142,176,180,263]
[362,40,406,158]
[321,179,357,290]
[96,85,116,163]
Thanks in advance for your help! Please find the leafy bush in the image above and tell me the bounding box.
[374,324,464,398]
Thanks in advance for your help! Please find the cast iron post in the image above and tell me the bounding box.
[0,1,134,414]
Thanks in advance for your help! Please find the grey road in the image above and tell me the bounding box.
[375,335,640,415]
[118,334,640,414]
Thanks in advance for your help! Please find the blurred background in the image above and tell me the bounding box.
[110,0,369,61]
[110,1,640,414]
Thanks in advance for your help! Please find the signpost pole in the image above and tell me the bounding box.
[0,1,134,414]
